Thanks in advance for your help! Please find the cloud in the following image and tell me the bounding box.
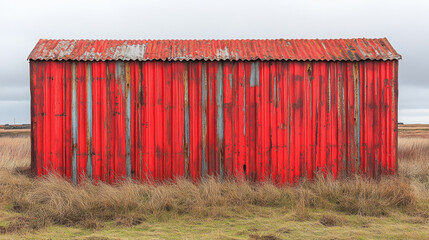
[0,0,428,123]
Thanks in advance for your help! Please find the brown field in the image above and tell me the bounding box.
[0,125,428,239]
[398,124,429,138]
[0,128,30,138]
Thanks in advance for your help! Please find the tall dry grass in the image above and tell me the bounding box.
[0,134,427,233]
[0,136,30,170]
[0,173,417,231]
[398,138,429,200]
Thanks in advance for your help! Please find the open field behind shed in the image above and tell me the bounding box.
[398,124,429,138]
[0,128,30,138]
[0,125,428,239]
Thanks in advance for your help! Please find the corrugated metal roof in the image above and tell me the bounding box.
[28,38,401,62]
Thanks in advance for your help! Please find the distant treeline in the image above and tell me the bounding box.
[2,124,31,130]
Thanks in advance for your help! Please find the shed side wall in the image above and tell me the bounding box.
[30,60,398,184]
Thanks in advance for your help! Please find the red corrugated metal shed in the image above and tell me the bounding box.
[29,38,400,184]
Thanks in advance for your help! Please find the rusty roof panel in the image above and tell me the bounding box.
[28,38,401,61]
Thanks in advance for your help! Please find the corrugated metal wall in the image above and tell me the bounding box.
[30,60,398,184]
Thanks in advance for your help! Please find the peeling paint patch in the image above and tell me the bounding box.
[250,62,260,87]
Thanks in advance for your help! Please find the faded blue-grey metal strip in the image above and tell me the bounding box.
[125,63,131,178]
[87,63,93,180]
[201,63,207,176]
[116,61,131,178]
[354,63,361,173]
[250,62,260,87]
[71,62,78,184]
[216,63,224,179]
[184,68,190,177]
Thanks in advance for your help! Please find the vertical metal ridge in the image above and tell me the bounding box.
[138,62,143,180]
[242,63,247,178]
[86,63,93,180]
[393,61,398,173]
[216,62,224,179]
[46,62,52,174]
[71,62,78,184]
[125,62,132,178]
[286,62,292,183]
[184,66,190,178]
[106,62,114,182]
[353,62,361,173]
[30,62,35,174]
[242,65,246,137]
[339,62,347,178]
[201,62,207,177]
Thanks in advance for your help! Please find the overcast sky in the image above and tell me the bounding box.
[0,0,428,124]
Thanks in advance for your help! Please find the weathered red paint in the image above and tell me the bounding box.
[29,39,400,184]
[28,39,400,62]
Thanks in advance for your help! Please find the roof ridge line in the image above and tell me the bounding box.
[28,39,401,61]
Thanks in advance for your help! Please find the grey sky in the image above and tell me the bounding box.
[0,0,428,124]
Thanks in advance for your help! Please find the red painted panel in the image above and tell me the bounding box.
[92,61,108,181]
[30,60,399,184]
[188,62,202,181]
[64,62,72,179]
[76,62,88,179]
[130,61,140,180]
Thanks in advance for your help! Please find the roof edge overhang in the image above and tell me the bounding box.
[28,38,402,62]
